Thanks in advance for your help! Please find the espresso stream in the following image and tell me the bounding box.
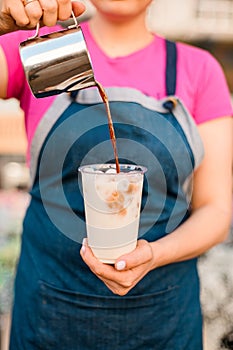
[95,81,120,173]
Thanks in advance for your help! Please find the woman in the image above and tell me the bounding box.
[0,0,232,349]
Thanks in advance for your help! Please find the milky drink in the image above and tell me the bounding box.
[79,164,146,263]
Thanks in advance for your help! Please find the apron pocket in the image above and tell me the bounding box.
[36,279,179,350]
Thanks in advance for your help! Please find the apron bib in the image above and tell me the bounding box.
[10,42,204,350]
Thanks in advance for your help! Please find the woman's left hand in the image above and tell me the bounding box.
[80,239,155,296]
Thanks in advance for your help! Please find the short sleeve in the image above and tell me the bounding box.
[193,51,233,124]
[0,30,27,100]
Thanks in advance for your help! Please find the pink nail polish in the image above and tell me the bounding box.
[116,260,126,271]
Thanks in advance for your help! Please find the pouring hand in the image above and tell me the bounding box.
[0,0,86,35]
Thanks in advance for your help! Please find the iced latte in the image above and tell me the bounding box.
[79,164,146,263]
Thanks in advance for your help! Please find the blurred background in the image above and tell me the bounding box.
[0,0,232,349]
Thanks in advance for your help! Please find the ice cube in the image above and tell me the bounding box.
[105,169,117,174]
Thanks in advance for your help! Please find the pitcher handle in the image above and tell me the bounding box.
[28,10,78,40]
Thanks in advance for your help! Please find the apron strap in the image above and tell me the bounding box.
[165,40,177,96]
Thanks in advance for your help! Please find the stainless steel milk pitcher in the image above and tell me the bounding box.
[19,12,96,98]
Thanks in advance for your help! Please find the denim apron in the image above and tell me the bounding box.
[10,41,204,350]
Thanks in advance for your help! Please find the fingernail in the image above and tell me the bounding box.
[116,260,126,271]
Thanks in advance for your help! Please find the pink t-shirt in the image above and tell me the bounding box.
[0,21,232,149]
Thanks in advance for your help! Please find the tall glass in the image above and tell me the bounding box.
[79,164,147,263]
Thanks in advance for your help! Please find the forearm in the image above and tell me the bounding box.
[150,117,233,269]
[0,13,18,35]
[151,203,232,269]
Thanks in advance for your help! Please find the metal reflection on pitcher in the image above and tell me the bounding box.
[19,13,96,98]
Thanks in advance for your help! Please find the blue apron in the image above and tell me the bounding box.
[10,41,204,349]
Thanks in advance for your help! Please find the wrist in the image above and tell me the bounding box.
[149,237,178,269]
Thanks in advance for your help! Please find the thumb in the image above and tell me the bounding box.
[115,239,152,271]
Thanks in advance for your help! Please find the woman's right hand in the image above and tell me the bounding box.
[0,0,86,35]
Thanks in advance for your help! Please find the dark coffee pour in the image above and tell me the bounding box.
[95,81,120,173]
